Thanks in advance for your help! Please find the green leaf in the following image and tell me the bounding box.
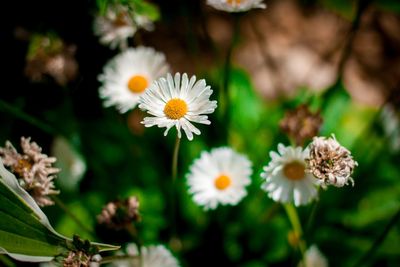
[0,165,64,261]
[0,161,119,262]
[131,0,160,21]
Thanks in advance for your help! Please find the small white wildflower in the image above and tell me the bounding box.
[261,144,319,206]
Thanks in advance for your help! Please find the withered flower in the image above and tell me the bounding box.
[97,196,140,229]
[306,135,357,187]
[0,137,60,206]
[62,236,102,267]
[280,104,323,146]
[24,33,78,86]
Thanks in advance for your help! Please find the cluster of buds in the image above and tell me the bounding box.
[61,236,101,267]
[0,137,60,206]
[97,196,141,230]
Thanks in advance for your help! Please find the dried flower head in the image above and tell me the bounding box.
[59,236,102,267]
[97,196,140,229]
[25,33,78,86]
[63,251,91,267]
[280,104,323,146]
[0,137,60,206]
[306,135,357,187]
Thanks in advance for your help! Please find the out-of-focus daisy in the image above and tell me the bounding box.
[187,147,252,210]
[298,245,329,267]
[94,4,154,50]
[51,137,86,191]
[261,144,319,206]
[138,73,217,141]
[0,137,59,207]
[207,0,266,13]
[109,244,179,267]
[98,47,169,113]
[306,135,357,188]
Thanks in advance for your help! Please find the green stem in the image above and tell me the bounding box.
[51,196,95,238]
[353,206,400,267]
[169,136,182,251]
[0,99,60,136]
[219,14,241,126]
[172,136,181,182]
[100,254,139,265]
[284,203,307,266]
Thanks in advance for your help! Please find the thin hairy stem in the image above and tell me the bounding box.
[284,203,307,267]
[172,136,181,182]
[219,14,241,125]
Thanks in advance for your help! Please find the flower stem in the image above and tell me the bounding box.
[172,136,181,182]
[219,14,241,129]
[169,136,182,251]
[51,195,95,238]
[353,206,400,267]
[283,203,307,266]
[0,99,60,136]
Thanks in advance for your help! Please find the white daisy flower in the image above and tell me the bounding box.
[94,5,136,50]
[207,0,266,13]
[138,73,217,141]
[261,144,319,206]
[187,147,252,210]
[298,245,329,267]
[98,47,170,113]
[109,244,179,267]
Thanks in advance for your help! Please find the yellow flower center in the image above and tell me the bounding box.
[127,75,148,93]
[163,99,188,120]
[14,159,32,177]
[227,0,242,5]
[214,174,232,190]
[283,161,305,181]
